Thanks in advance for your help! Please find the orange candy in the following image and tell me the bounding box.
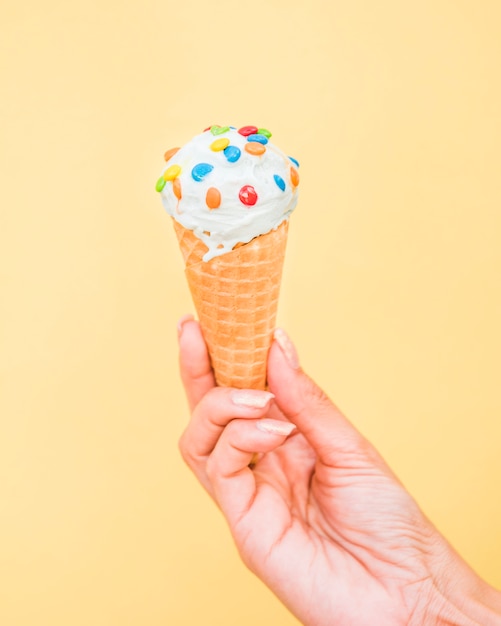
[164,147,180,162]
[245,142,266,156]
[290,167,300,187]
[206,187,221,209]
[173,178,182,200]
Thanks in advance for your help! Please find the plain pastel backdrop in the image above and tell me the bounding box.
[1,0,500,624]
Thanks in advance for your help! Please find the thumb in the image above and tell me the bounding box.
[267,329,374,468]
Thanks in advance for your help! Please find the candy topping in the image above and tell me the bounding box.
[223,145,241,162]
[191,162,214,181]
[289,156,300,168]
[155,176,166,192]
[210,125,230,135]
[273,174,286,191]
[206,187,221,209]
[239,185,258,206]
[164,147,180,162]
[245,142,266,156]
[247,133,268,145]
[238,125,258,136]
[210,138,230,152]
[163,164,181,181]
[290,167,300,187]
[173,178,182,200]
[257,128,272,138]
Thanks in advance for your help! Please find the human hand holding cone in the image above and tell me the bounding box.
[157,125,299,389]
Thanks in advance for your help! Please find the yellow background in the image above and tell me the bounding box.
[1,0,500,624]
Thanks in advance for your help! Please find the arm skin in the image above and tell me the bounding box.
[177,318,501,626]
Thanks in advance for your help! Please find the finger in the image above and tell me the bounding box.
[267,329,381,469]
[178,316,215,411]
[206,418,296,534]
[179,387,275,493]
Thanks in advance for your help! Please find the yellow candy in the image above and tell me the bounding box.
[163,164,181,181]
[210,138,230,152]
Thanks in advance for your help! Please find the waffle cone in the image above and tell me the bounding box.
[173,219,288,389]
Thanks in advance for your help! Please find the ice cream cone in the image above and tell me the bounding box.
[157,125,299,388]
[173,219,288,389]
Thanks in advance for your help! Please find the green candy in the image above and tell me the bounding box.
[257,127,272,138]
[211,125,230,135]
[155,176,167,192]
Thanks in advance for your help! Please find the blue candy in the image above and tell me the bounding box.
[223,145,241,163]
[288,156,300,167]
[273,174,286,191]
[247,133,269,145]
[191,162,214,181]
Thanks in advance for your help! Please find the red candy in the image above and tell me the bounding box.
[238,125,258,137]
[239,185,258,206]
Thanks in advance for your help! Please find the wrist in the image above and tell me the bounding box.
[414,540,501,626]
[433,582,501,626]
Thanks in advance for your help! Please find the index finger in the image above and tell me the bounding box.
[178,316,216,411]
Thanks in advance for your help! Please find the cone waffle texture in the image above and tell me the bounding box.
[173,219,288,390]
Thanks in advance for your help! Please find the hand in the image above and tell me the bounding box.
[177,318,501,626]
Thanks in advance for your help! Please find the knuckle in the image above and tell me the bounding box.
[303,376,332,408]
[205,454,218,481]
[334,432,383,469]
[177,429,197,468]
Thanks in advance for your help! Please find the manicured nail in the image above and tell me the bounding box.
[273,328,300,369]
[256,419,296,436]
[177,314,195,338]
[231,390,274,409]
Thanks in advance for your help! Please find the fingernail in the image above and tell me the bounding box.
[273,328,300,369]
[256,419,296,436]
[231,390,275,408]
[177,314,195,338]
